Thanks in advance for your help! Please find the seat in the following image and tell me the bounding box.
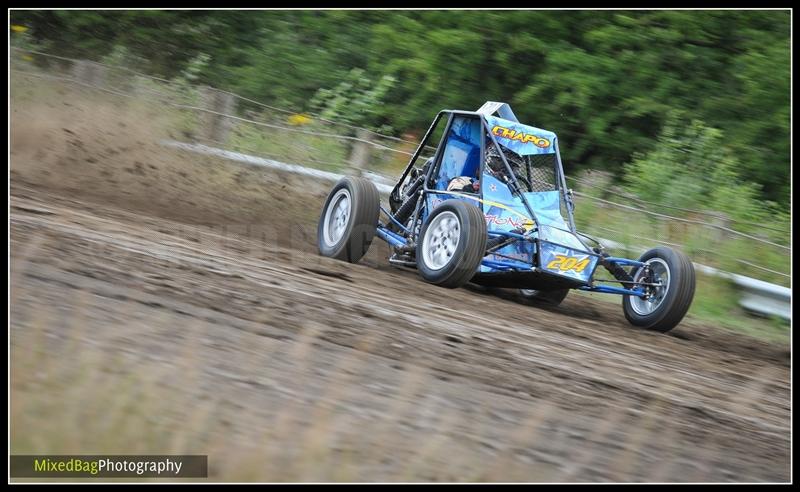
[435,134,481,190]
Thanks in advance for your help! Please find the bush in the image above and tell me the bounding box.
[309,68,396,134]
[624,114,787,241]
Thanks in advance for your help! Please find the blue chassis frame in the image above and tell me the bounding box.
[375,221,647,297]
[375,108,649,299]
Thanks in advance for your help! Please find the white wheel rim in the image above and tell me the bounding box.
[421,211,461,271]
[520,289,540,297]
[630,258,671,316]
[322,189,351,248]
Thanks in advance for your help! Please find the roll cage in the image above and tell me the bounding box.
[389,106,582,247]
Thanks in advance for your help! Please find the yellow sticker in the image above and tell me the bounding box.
[546,255,590,273]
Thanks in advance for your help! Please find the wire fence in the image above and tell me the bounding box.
[10,46,434,151]
[564,174,790,234]
[9,46,791,286]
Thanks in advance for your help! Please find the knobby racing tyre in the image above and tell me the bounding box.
[317,176,380,263]
[416,200,487,288]
[622,247,696,333]
[519,288,569,306]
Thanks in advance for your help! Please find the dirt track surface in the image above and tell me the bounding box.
[9,92,791,482]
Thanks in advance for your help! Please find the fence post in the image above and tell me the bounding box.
[348,129,373,176]
[71,60,107,88]
[201,86,237,144]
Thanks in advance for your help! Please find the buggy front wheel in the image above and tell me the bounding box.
[622,247,696,333]
[416,200,487,288]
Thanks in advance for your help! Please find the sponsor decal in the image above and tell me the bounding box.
[485,214,534,229]
[491,125,551,148]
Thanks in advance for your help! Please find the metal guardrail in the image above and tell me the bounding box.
[735,279,791,321]
[161,139,791,322]
[693,264,792,321]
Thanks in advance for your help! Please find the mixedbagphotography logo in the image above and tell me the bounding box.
[10,455,208,478]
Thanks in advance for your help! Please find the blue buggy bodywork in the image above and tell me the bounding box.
[376,102,648,298]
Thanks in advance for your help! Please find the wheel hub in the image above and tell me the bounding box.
[322,189,351,247]
[422,211,460,270]
[630,258,670,316]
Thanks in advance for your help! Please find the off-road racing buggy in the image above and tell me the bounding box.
[318,102,695,332]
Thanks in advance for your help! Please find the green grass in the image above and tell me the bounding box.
[227,120,351,173]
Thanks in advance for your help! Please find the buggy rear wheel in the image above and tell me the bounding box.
[317,176,380,263]
[416,200,487,288]
[519,288,569,306]
[622,247,696,333]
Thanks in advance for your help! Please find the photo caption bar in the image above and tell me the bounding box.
[10,455,208,478]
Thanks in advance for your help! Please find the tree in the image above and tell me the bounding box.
[10,9,790,205]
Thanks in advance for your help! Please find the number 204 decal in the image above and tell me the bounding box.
[546,255,591,273]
